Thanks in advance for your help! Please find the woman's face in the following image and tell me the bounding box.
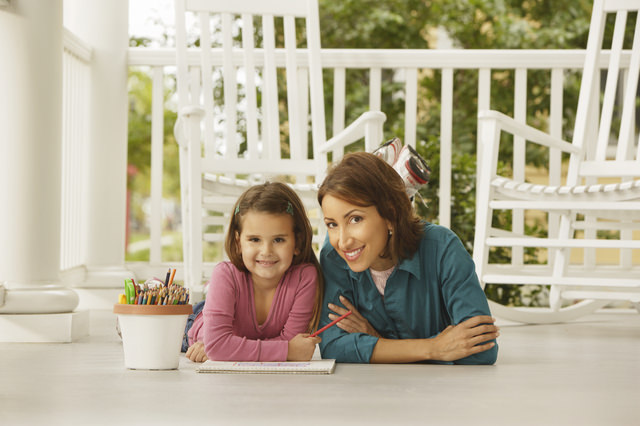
[321,194,394,272]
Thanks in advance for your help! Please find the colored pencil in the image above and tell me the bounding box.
[310,311,353,337]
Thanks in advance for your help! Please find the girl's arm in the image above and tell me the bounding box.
[202,263,288,361]
[260,264,318,342]
[185,341,208,362]
[261,264,321,361]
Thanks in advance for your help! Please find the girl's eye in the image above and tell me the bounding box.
[248,237,260,243]
[274,237,285,243]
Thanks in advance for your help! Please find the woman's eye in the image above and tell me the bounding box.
[325,222,337,229]
[349,216,362,224]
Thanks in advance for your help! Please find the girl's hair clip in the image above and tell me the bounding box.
[234,205,240,215]
[286,201,294,216]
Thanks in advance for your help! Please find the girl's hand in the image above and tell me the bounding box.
[432,315,499,361]
[328,295,382,338]
[287,334,321,361]
[185,341,209,363]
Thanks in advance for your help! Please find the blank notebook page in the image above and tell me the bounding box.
[195,359,336,374]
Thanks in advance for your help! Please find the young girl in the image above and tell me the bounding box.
[184,182,323,362]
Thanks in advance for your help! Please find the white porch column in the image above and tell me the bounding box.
[64,0,132,295]
[0,0,79,315]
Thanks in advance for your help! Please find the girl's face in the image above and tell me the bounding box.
[321,194,394,272]
[236,211,299,288]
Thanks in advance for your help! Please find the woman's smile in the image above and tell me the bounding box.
[343,246,364,261]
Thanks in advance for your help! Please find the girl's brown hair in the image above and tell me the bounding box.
[225,182,323,332]
[317,152,424,263]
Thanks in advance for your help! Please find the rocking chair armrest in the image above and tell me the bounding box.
[478,110,581,155]
[178,105,206,118]
[173,105,205,148]
[319,111,386,154]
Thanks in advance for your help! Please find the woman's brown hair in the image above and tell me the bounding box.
[225,182,323,332]
[317,152,424,263]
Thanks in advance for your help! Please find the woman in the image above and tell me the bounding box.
[317,152,499,364]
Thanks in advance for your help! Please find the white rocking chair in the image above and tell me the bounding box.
[174,0,386,293]
[474,0,640,323]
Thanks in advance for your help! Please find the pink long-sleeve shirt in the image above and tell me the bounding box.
[188,261,318,362]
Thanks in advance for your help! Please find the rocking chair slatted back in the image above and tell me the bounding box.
[174,0,386,291]
[473,0,640,323]
[572,4,640,181]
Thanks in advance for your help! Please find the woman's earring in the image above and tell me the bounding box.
[388,229,393,236]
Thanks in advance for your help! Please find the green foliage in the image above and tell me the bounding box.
[430,0,592,49]
[319,0,432,49]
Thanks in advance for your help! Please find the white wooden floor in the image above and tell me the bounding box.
[1,308,639,426]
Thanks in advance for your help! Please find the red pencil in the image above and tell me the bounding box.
[309,311,353,337]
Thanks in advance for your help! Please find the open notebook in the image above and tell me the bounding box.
[196,359,336,375]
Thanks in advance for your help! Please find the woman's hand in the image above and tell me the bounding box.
[432,315,499,361]
[185,341,209,363]
[328,295,382,338]
[287,334,321,361]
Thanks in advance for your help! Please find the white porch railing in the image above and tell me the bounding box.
[61,29,91,272]
[59,46,632,279]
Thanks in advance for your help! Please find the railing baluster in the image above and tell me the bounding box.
[149,66,165,265]
[439,68,453,228]
[61,31,91,273]
[513,68,527,267]
[404,68,418,148]
[369,67,381,112]
[477,68,491,168]
[332,67,346,138]
[548,68,564,244]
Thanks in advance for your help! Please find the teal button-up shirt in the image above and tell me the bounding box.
[318,222,498,364]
